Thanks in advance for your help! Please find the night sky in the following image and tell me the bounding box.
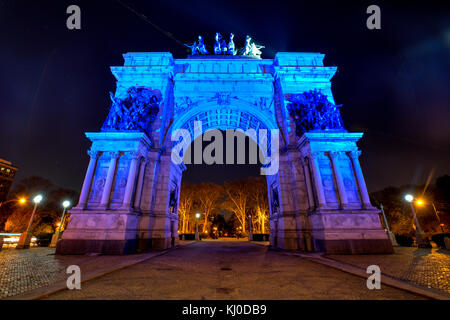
[1,0,449,193]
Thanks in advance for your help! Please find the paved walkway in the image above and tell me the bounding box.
[43,241,423,300]
[0,243,192,300]
[1,241,448,300]
[326,247,450,294]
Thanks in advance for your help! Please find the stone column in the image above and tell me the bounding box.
[308,152,327,208]
[329,152,348,209]
[133,158,148,210]
[100,151,121,209]
[122,153,140,209]
[348,151,372,209]
[76,150,100,209]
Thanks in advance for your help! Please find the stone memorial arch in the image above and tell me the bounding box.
[56,49,393,255]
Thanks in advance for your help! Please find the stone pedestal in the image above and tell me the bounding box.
[16,232,33,249]
[57,132,181,255]
[308,209,393,254]
[49,232,62,248]
[57,132,151,255]
[295,132,394,254]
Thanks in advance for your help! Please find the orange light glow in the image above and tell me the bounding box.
[416,199,424,206]
[19,198,26,204]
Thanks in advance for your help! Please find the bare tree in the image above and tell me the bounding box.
[248,177,269,234]
[197,183,222,233]
[178,184,195,234]
[224,180,250,233]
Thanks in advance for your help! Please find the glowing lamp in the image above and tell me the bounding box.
[416,199,424,206]
[195,213,200,219]
[404,194,414,202]
[62,200,71,208]
[33,194,43,204]
[19,198,26,204]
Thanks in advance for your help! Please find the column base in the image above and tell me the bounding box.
[16,232,33,249]
[272,236,300,250]
[55,239,137,255]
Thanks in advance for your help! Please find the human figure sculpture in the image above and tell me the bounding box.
[244,35,252,55]
[250,42,264,58]
[102,87,160,134]
[197,35,208,55]
[227,33,236,55]
[286,90,345,136]
[105,92,124,128]
[214,33,222,55]
[221,37,228,54]
[242,35,264,58]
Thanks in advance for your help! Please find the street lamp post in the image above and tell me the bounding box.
[404,194,428,248]
[50,200,71,248]
[195,213,200,241]
[0,197,26,208]
[430,202,445,233]
[16,194,43,249]
[416,199,445,233]
[248,214,253,241]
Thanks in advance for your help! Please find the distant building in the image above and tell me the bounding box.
[0,159,18,202]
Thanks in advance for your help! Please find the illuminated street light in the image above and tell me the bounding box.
[403,194,428,248]
[415,198,445,233]
[195,213,200,241]
[50,200,71,248]
[33,194,43,203]
[17,194,44,249]
[0,197,27,208]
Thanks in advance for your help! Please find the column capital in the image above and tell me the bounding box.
[328,151,338,159]
[348,150,362,159]
[129,151,141,161]
[109,151,121,159]
[87,150,101,159]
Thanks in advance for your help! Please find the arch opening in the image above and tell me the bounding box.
[178,130,271,242]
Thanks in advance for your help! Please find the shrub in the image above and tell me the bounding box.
[431,233,450,248]
[395,234,414,247]
[179,233,196,240]
[35,233,53,247]
[252,234,269,241]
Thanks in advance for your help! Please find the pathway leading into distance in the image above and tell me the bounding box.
[45,240,424,300]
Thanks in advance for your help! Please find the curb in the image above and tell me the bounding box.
[7,241,196,300]
[289,252,450,300]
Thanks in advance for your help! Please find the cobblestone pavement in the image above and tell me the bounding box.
[46,241,424,300]
[327,247,450,293]
[0,248,66,299]
[0,247,174,299]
